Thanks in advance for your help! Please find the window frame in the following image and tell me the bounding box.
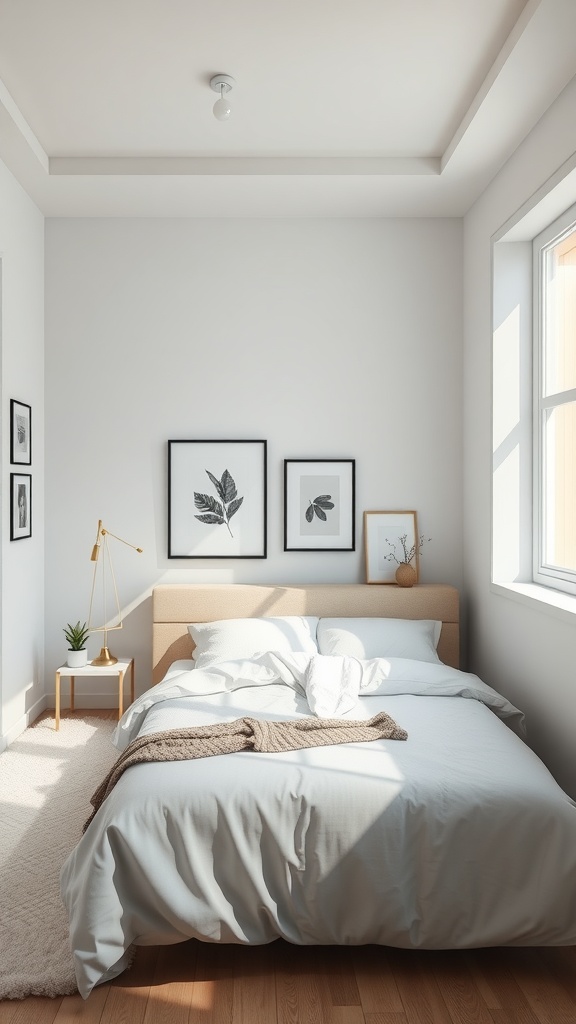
[532,202,576,595]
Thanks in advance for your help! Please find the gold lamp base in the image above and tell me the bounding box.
[91,647,118,667]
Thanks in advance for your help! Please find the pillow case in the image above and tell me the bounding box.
[188,615,319,669]
[316,617,442,664]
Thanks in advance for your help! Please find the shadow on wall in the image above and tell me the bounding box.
[106,595,154,697]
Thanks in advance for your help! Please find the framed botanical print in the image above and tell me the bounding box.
[10,400,31,465]
[284,459,355,551]
[10,473,32,540]
[168,439,267,558]
[364,509,419,584]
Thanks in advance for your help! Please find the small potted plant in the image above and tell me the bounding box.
[64,620,90,668]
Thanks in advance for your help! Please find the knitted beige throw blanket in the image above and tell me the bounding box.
[84,711,406,831]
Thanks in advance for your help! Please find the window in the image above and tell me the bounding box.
[533,205,576,594]
[492,163,576,614]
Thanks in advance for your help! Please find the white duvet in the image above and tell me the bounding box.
[60,655,576,998]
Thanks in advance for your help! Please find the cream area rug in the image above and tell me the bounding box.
[0,716,117,999]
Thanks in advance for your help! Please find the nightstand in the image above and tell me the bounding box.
[54,658,135,730]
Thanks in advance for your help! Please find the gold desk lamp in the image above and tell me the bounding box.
[87,519,143,666]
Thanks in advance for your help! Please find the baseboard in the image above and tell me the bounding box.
[1,694,48,751]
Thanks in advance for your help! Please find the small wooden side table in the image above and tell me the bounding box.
[54,658,135,730]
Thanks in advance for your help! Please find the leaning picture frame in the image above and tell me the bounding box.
[10,473,32,541]
[10,399,31,465]
[284,459,355,551]
[364,509,419,584]
[168,439,267,558]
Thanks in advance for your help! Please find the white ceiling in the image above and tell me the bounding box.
[0,0,575,217]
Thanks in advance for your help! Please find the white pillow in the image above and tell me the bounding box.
[316,617,442,664]
[188,615,319,669]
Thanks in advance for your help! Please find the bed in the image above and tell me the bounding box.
[60,583,576,999]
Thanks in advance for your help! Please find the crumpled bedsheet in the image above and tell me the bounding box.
[61,656,576,999]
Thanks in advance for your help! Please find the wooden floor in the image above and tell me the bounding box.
[1,940,576,1024]
[1,711,575,1024]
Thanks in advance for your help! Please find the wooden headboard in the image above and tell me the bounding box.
[152,583,459,684]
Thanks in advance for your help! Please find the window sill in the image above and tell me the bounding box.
[491,580,576,623]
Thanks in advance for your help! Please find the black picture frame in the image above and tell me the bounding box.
[10,473,32,540]
[168,439,267,558]
[284,458,356,551]
[10,399,31,465]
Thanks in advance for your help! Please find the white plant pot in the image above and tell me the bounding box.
[66,649,88,668]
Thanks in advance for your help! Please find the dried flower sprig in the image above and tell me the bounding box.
[383,532,431,566]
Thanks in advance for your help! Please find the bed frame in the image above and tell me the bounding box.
[152,583,459,684]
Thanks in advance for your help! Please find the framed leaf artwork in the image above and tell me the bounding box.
[284,459,355,551]
[168,440,267,558]
[10,399,31,465]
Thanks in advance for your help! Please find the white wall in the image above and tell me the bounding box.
[0,159,45,747]
[45,217,463,699]
[463,76,576,798]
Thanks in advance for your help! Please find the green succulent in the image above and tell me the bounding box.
[63,620,90,651]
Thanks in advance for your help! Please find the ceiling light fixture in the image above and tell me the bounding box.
[210,74,235,121]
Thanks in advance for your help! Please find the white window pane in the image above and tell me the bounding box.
[542,401,576,572]
[543,231,576,396]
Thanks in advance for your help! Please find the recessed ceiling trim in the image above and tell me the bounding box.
[441,0,576,175]
[441,0,541,172]
[0,77,48,172]
[48,156,441,177]
[0,1,573,218]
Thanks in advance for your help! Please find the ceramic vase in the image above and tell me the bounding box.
[395,562,417,588]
